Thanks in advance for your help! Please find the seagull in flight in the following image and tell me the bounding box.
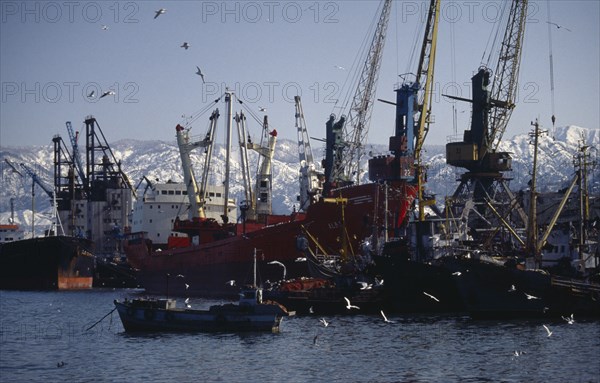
[374,277,384,286]
[524,293,540,300]
[87,90,95,98]
[225,280,236,286]
[195,66,205,83]
[543,324,553,337]
[308,306,314,314]
[294,257,306,262]
[259,106,267,112]
[452,271,462,276]
[100,90,115,99]
[180,42,190,50]
[344,297,360,310]
[508,284,516,293]
[333,65,346,70]
[357,281,372,290]
[546,21,571,32]
[423,291,440,302]
[319,318,329,327]
[185,283,190,290]
[101,25,109,31]
[154,8,166,19]
[380,310,395,323]
[176,274,185,278]
[562,314,575,324]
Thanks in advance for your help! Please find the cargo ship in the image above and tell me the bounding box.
[0,235,95,290]
[125,87,418,297]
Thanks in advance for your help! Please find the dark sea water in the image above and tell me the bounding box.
[1,289,599,383]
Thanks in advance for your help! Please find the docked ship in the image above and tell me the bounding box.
[0,234,95,290]
[124,0,421,298]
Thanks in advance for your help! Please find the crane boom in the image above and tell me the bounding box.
[65,121,86,186]
[296,96,322,211]
[20,163,54,198]
[488,0,528,152]
[324,0,392,193]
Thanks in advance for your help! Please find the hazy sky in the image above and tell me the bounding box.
[1,1,598,152]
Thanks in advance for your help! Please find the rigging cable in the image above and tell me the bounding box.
[546,0,557,138]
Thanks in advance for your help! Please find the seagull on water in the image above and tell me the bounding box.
[100,90,115,99]
[226,280,236,286]
[543,324,553,337]
[87,90,95,98]
[154,8,166,19]
[423,291,440,302]
[180,42,190,50]
[57,361,65,368]
[562,314,575,324]
[524,293,540,300]
[344,297,360,310]
[546,21,571,32]
[380,310,395,323]
[319,318,329,327]
[195,66,205,83]
[513,350,526,357]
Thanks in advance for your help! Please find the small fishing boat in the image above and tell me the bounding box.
[114,249,292,333]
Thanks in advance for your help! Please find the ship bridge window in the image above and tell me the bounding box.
[175,190,181,195]
[183,191,187,195]
[162,190,167,195]
[216,193,221,197]
[168,190,174,195]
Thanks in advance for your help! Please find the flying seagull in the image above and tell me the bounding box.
[185,283,190,290]
[333,65,346,70]
[181,42,190,50]
[546,21,571,32]
[100,90,115,99]
[176,274,185,278]
[101,25,109,31]
[562,314,575,325]
[87,90,95,98]
[452,271,462,276]
[184,297,190,304]
[524,293,540,300]
[225,280,236,286]
[294,257,306,262]
[319,318,329,327]
[195,66,205,83]
[309,306,314,314]
[423,291,440,302]
[344,297,360,310]
[357,281,372,290]
[380,310,395,323]
[508,284,516,293]
[543,324,553,337]
[259,106,267,112]
[154,8,166,19]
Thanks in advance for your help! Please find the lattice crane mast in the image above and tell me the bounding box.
[65,121,87,188]
[323,0,392,195]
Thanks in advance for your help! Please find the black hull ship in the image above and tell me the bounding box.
[0,236,95,290]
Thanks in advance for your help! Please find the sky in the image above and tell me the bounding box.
[1,0,598,152]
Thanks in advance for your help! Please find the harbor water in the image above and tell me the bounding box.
[1,289,599,382]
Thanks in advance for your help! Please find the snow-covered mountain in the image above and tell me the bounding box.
[1,125,598,236]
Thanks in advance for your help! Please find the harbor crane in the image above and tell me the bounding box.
[323,0,392,195]
[444,0,529,243]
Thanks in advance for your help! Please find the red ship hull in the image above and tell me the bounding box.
[125,182,416,297]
